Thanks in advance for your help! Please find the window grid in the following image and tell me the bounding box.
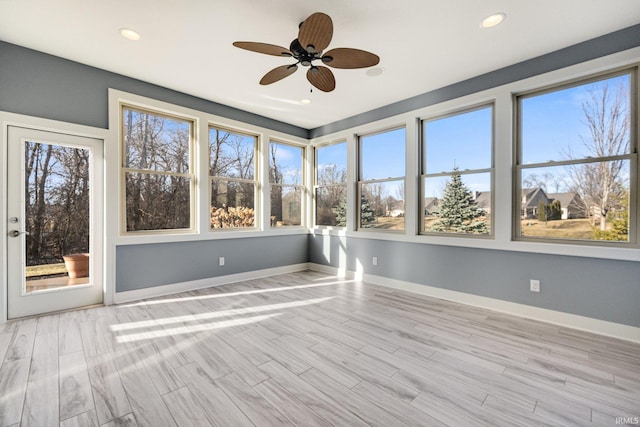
[420,104,494,237]
[120,105,195,234]
[209,126,258,230]
[357,127,406,231]
[515,69,637,245]
[269,141,305,228]
[314,142,347,227]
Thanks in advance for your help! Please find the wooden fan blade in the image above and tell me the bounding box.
[260,64,298,85]
[298,12,333,53]
[322,48,380,69]
[307,66,335,92]
[233,41,292,57]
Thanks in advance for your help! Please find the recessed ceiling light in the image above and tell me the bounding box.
[300,98,312,105]
[119,28,141,41]
[366,67,384,77]
[480,13,506,29]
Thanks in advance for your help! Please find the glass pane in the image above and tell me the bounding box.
[521,74,631,164]
[424,106,492,173]
[24,141,90,292]
[423,172,491,235]
[271,185,301,227]
[316,185,347,226]
[360,180,405,230]
[123,108,191,173]
[316,142,347,184]
[209,127,255,179]
[520,161,630,241]
[125,172,191,231]
[360,128,405,180]
[210,180,255,229]
[270,142,303,185]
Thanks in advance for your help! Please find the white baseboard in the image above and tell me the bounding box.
[114,263,310,304]
[309,263,640,343]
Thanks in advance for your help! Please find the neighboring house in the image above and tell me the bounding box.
[521,187,550,219]
[547,192,587,219]
[387,202,405,217]
[472,191,491,214]
[424,197,439,215]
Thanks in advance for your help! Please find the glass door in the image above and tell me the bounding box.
[7,126,103,319]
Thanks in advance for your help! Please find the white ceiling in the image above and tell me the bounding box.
[1,0,640,129]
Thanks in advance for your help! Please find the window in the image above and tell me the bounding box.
[121,106,194,232]
[421,106,493,235]
[269,141,304,227]
[315,142,347,226]
[516,71,635,243]
[358,127,406,230]
[209,126,257,229]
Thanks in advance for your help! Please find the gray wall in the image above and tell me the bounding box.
[0,41,307,138]
[116,235,308,292]
[309,235,640,327]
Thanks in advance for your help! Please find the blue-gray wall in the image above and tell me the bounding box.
[0,41,307,138]
[116,235,308,292]
[309,235,640,327]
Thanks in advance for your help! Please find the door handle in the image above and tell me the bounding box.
[8,230,29,238]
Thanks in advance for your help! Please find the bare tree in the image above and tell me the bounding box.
[565,80,630,230]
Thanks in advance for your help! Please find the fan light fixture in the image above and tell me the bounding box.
[481,13,506,29]
[233,12,380,92]
[120,28,141,41]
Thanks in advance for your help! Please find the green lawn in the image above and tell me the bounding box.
[520,218,594,239]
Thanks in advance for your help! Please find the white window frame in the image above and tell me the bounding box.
[357,126,407,233]
[420,103,495,238]
[314,140,348,228]
[269,139,306,228]
[514,68,638,247]
[120,104,196,235]
[208,125,259,231]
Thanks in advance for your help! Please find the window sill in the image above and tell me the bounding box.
[115,227,310,246]
[310,227,640,262]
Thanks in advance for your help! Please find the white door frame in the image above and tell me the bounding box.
[1,112,114,323]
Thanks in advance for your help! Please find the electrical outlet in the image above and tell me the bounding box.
[219,256,225,266]
[372,257,378,266]
[530,279,540,292]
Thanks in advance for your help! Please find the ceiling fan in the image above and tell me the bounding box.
[233,12,380,92]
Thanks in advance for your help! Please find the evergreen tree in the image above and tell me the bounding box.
[332,198,347,227]
[548,200,562,221]
[538,201,547,222]
[360,195,376,227]
[332,195,376,227]
[430,169,488,234]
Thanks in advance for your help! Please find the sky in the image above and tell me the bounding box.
[317,73,631,199]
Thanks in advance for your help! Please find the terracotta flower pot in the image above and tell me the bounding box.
[63,253,90,278]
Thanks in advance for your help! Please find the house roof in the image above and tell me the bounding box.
[548,192,581,207]
[475,191,491,209]
[521,187,549,208]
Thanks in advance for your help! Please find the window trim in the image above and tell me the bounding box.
[357,126,407,233]
[268,139,306,228]
[314,140,348,228]
[120,103,197,235]
[208,124,259,231]
[419,102,496,238]
[513,68,638,247]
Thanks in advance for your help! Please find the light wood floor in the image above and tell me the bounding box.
[1,270,639,426]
